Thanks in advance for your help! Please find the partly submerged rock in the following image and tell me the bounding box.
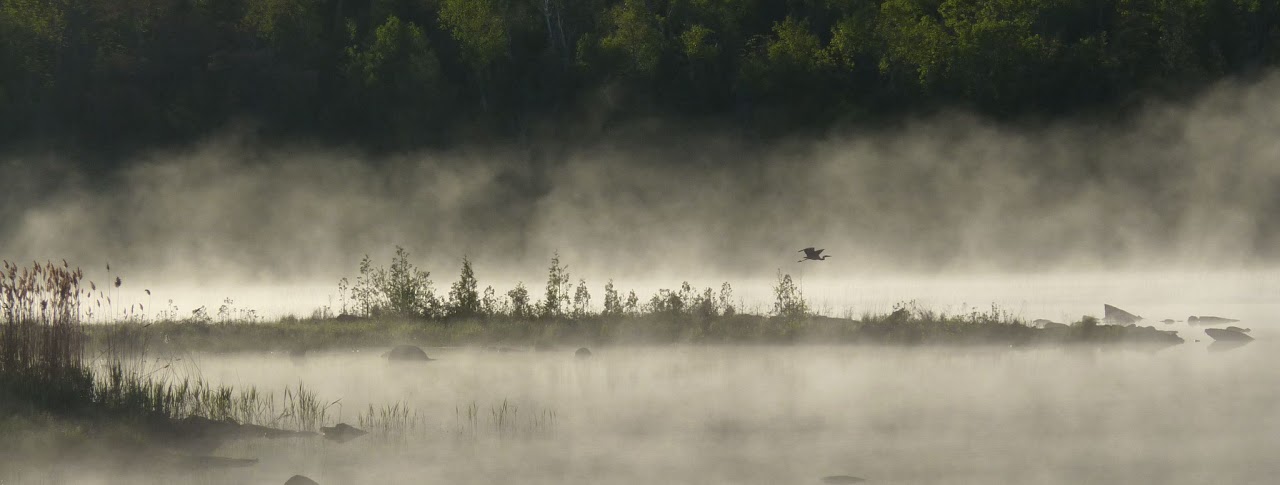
[385,345,432,361]
[1103,304,1143,325]
[575,347,593,359]
[159,415,316,453]
[1124,326,1183,346]
[822,476,867,484]
[320,423,367,443]
[1205,328,1253,342]
[285,475,320,485]
[1160,319,1176,324]
[1032,319,1066,329]
[1041,321,1069,330]
[1226,326,1252,333]
[1189,316,1240,325]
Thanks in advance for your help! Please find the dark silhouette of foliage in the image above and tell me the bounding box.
[0,0,1275,153]
[542,252,570,318]
[447,257,481,319]
[507,282,533,319]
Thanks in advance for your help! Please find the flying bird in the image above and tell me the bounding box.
[798,247,831,262]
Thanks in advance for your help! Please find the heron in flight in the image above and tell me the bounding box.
[798,247,831,262]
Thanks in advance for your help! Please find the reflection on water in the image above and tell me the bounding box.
[1207,340,1252,352]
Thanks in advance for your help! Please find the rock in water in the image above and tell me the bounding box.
[1103,304,1143,325]
[822,476,866,484]
[1226,326,1252,333]
[1032,319,1067,328]
[1189,315,1240,325]
[285,476,320,485]
[320,423,368,443]
[386,345,432,361]
[575,347,592,359]
[1205,328,1253,342]
[1161,319,1176,324]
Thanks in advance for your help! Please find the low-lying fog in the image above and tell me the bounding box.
[17,342,1279,485]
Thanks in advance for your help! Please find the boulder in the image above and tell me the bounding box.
[1189,316,1240,325]
[1040,321,1069,330]
[575,347,593,359]
[1107,325,1184,347]
[285,475,320,485]
[822,476,866,484]
[1205,328,1253,342]
[1032,319,1066,328]
[320,423,367,443]
[887,308,910,323]
[1160,319,1176,324]
[160,415,316,453]
[1225,326,1252,333]
[385,345,432,361]
[1103,304,1142,325]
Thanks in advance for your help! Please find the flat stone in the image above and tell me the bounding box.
[1205,328,1253,342]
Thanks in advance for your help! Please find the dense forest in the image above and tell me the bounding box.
[2,0,1277,153]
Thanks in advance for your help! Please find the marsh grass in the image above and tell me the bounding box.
[1,257,568,480]
[359,402,420,440]
[1,261,344,433]
[453,400,557,440]
[352,399,558,442]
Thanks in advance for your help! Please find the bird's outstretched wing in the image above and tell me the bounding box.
[814,249,825,256]
[799,247,815,253]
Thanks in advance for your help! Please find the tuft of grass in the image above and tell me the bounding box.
[2,261,346,433]
[359,401,419,440]
[454,399,557,439]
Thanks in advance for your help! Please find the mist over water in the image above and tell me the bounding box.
[4,72,1280,291]
[5,70,1280,485]
[13,344,1280,485]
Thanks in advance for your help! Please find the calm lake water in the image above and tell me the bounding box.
[14,271,1280,485]
[62,334,1271,485]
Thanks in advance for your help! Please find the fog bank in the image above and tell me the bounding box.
[4,73,1280,286]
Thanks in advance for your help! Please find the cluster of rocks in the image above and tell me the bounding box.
[1037,304,1258,349]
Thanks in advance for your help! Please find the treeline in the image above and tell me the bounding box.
[2,0,1277,152]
